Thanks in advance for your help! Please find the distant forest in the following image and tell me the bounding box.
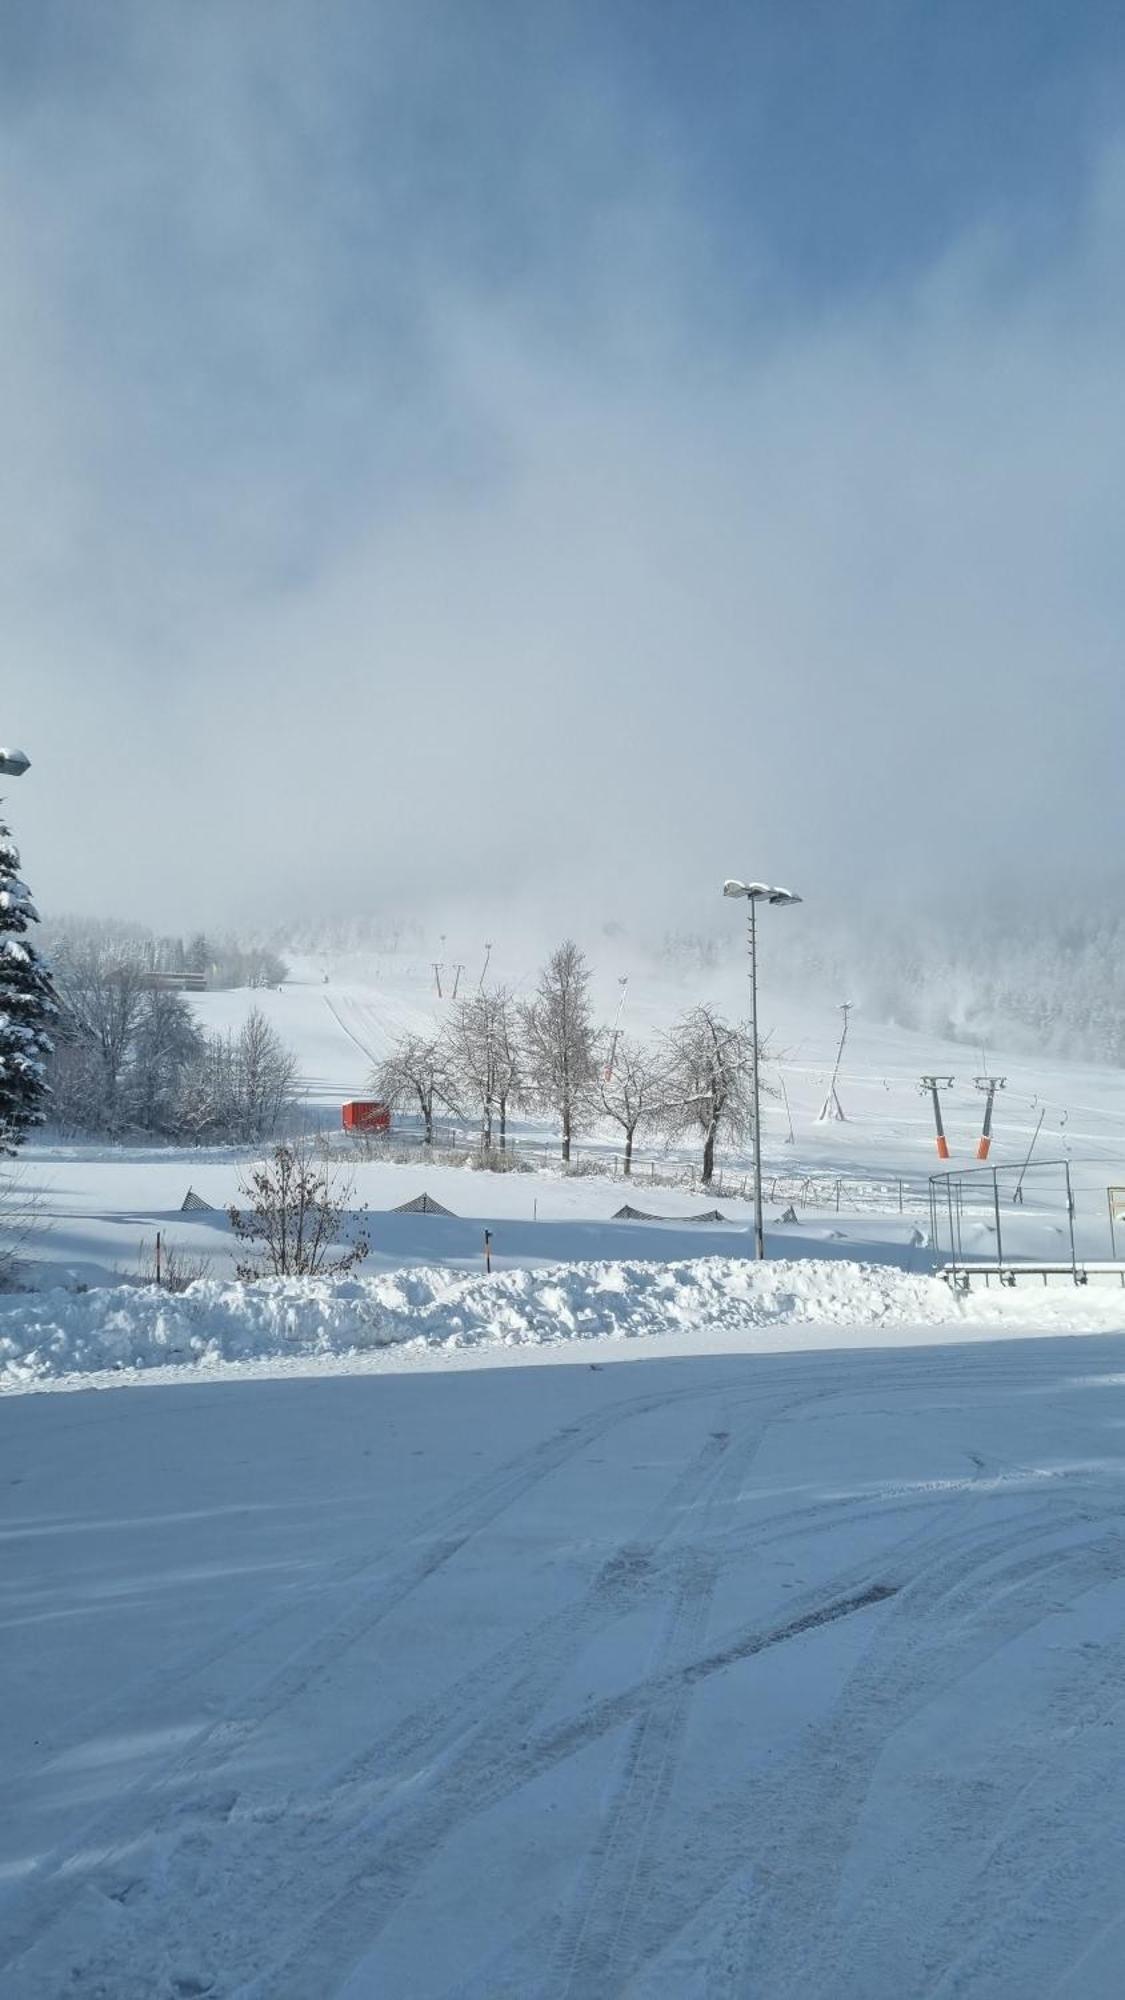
[760,902,1125,1067]
[40,918,288,993]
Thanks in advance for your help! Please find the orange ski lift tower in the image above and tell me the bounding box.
[920,1075,955,1160]
[974,1076,1006,1160]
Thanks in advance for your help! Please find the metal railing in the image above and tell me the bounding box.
[929,1158,1078,1284]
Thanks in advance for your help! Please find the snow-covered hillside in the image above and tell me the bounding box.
[18,945,1125,1289]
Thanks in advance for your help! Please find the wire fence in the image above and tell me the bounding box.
[324,1123,930,1216]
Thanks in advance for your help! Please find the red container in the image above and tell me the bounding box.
[341,1100,391,1134]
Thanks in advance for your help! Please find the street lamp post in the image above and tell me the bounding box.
[722,879,802,1259]
[0,749,30,778]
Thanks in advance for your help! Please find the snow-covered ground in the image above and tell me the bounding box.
[5,1257,1125,1393]
[6,956,1125,1992]
[4,1320,1125,1996]
[17,946,1125,1289]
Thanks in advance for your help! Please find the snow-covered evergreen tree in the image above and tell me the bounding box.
[0,811,56,1152]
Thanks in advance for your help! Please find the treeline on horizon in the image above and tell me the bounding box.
[38,893,1125,1077]
[41,919,297,1143]
[41,917,288,994]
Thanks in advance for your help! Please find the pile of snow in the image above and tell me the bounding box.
[2,1257,1123,1388]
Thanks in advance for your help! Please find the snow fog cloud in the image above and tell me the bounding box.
[6,2,1125,939]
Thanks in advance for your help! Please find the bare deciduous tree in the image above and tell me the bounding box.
[128,991,204,1134]
[519,941,595,1162]
[492,989,521,1151]
[232,1008,299,1140]
[661,1006,765,1188]
[175,1009,298,1143]
[596,1033,669,1177]
[449,986,520,1151]
[50,939,149,1134]
[0,1164,49,1288]
[369,1030,460,1148]
[228,1143,370,1279]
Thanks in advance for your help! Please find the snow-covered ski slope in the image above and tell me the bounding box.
[190,944,1125,1175]
[4,1332,1125,1996]
[21,945,1125,1287]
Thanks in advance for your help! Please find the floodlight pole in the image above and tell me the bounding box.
[723,878,801,1261]
[747,898,764,1258]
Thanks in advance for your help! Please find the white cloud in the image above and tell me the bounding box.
[5,9,1124,934]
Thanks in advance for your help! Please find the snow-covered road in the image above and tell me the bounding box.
[3,1332,1125,1996]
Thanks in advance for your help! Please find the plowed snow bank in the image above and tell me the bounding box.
[3,1257,1122,1388]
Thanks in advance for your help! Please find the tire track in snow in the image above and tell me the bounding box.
[3,1352,1100,1992]
[538,1398,787,2000]
[847,1555,1125,1999]
[253,1385,916,2000]
[220,1392,787,1997]
[259,1586,898,2000]
[12,1362,1034,1992]
[600,1464,1104,1992]
[541,1448,1019,1997]
[628,1502,1125,2000]
[782,1516,1125,2000]
[0,1380,745,1981]
[8,1354,1011,1803]
[2,1356,994,1796]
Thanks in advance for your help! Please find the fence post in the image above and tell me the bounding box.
[1066,1163,1079,1283]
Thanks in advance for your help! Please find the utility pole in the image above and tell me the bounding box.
[818,1002,851,1121]
[920,1076,955,1160]
[452,963,465,1000]
[603,976,629,1082]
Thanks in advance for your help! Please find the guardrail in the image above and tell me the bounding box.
[942,1259,1125,1292]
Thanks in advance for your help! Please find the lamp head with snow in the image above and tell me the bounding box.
[722,879,802,906]
[0,748,30,778]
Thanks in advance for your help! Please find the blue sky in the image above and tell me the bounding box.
[5,2,1125,928]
